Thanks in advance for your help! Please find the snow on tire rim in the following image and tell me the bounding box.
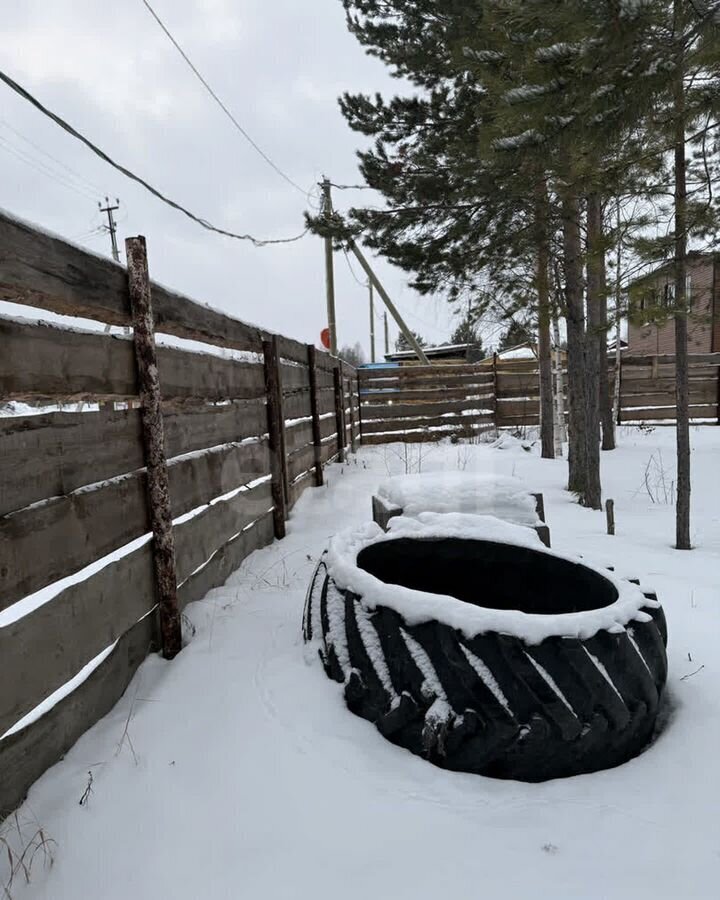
[303,514,668,782]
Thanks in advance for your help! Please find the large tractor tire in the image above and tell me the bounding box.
[303,533,667,782]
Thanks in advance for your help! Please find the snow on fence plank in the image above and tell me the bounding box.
[0,208,319,368]
[0,316,267,402]
[0,440,271,611]
[0,400,268,523]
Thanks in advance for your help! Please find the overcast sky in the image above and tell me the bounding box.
[0,0,467,358]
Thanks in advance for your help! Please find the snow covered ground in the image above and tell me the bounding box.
[3,426,719,900]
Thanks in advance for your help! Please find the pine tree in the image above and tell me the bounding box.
[395,330,426,353]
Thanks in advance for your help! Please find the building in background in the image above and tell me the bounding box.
[383,342,481,366]
[627,253,720,355]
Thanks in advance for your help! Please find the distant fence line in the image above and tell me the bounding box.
[357,352,720,443]
[0,211,358,818]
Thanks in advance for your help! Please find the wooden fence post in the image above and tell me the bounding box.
[307,344,324,487]
[333,363,346,463]
[263,337,288,537]
[356,371,363,445]
[346,373,358,454]
[125,236,181,660]
[492,352,499,431]
[606,499,615,535]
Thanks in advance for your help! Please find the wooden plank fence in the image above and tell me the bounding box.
[0,211,358,818]
[357,352,720,443]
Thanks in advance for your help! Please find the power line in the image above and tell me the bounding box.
[343,249,368,287]
[0,116,104,196]
[140,0,308,197]
[0,133,98,202]
[0,68,308,248]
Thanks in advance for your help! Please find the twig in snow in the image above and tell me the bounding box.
[78,772,94,807]
[680,664,705,681]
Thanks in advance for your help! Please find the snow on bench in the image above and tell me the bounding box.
[371,472,551,547]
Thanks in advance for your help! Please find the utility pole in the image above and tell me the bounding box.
[348,238,431,365]
[368,280,376,363]
[99,196,121,263]
[384,312,389,356]
[320,178,338,356]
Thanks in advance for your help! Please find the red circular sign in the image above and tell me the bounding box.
[320,327,331,350]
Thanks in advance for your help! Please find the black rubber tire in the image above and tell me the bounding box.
[303,558,667,782]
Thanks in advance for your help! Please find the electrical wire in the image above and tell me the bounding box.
[0,68,308,247]
[140,0,308,197]
[343,249,368,287]
[0,117,104,197]
[0,133,99,202]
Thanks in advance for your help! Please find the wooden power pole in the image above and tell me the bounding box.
[321,178,338,356]
[368,280,376,363]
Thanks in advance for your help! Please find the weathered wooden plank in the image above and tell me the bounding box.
[287,444,316,483]
[173,480,273,586]
[360,386,492,404]
[620,376,716,395]
[0,611,156,819]
[0,441,270,611]
[621,385,717,408]
[288,469,314,509]
[0,317,265,401]
[0,409,142,517]
[361,424,492,446]
[360,373,496,392]
[285,419,313,454]
[317,387,336,415]
[0,402,267,519]
[320,436,338,464]
[361,398,493,420]
[178,512,274,611]
[362,412,493,436]
[0,209,309,363]
[280,363,310,392]
[359,363,491,380]
[495,398,541,419]
[0,542,155,739]
[619,404,717,421]
[621,363,718,381]
[622,353,720,366]
[283,390,312,420]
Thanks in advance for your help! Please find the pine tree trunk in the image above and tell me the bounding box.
[584,193,603,509]
[536,190,554,459]
[561,189,588,499]
[673,7,691,550]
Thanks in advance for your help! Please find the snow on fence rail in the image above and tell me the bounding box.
[357,352,720,441]
[0,210,358,819]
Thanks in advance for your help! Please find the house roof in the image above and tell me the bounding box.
[384,342,472,362]
[628,252,718,289]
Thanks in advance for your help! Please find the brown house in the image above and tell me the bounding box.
[627,252,720,355]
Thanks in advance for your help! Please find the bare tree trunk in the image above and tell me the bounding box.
[584,193,603,509]
[552,312,567,455]
[536,189,554,459]
[674,2,691,549]
[561,189,588,499]
[596,203,615,450]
